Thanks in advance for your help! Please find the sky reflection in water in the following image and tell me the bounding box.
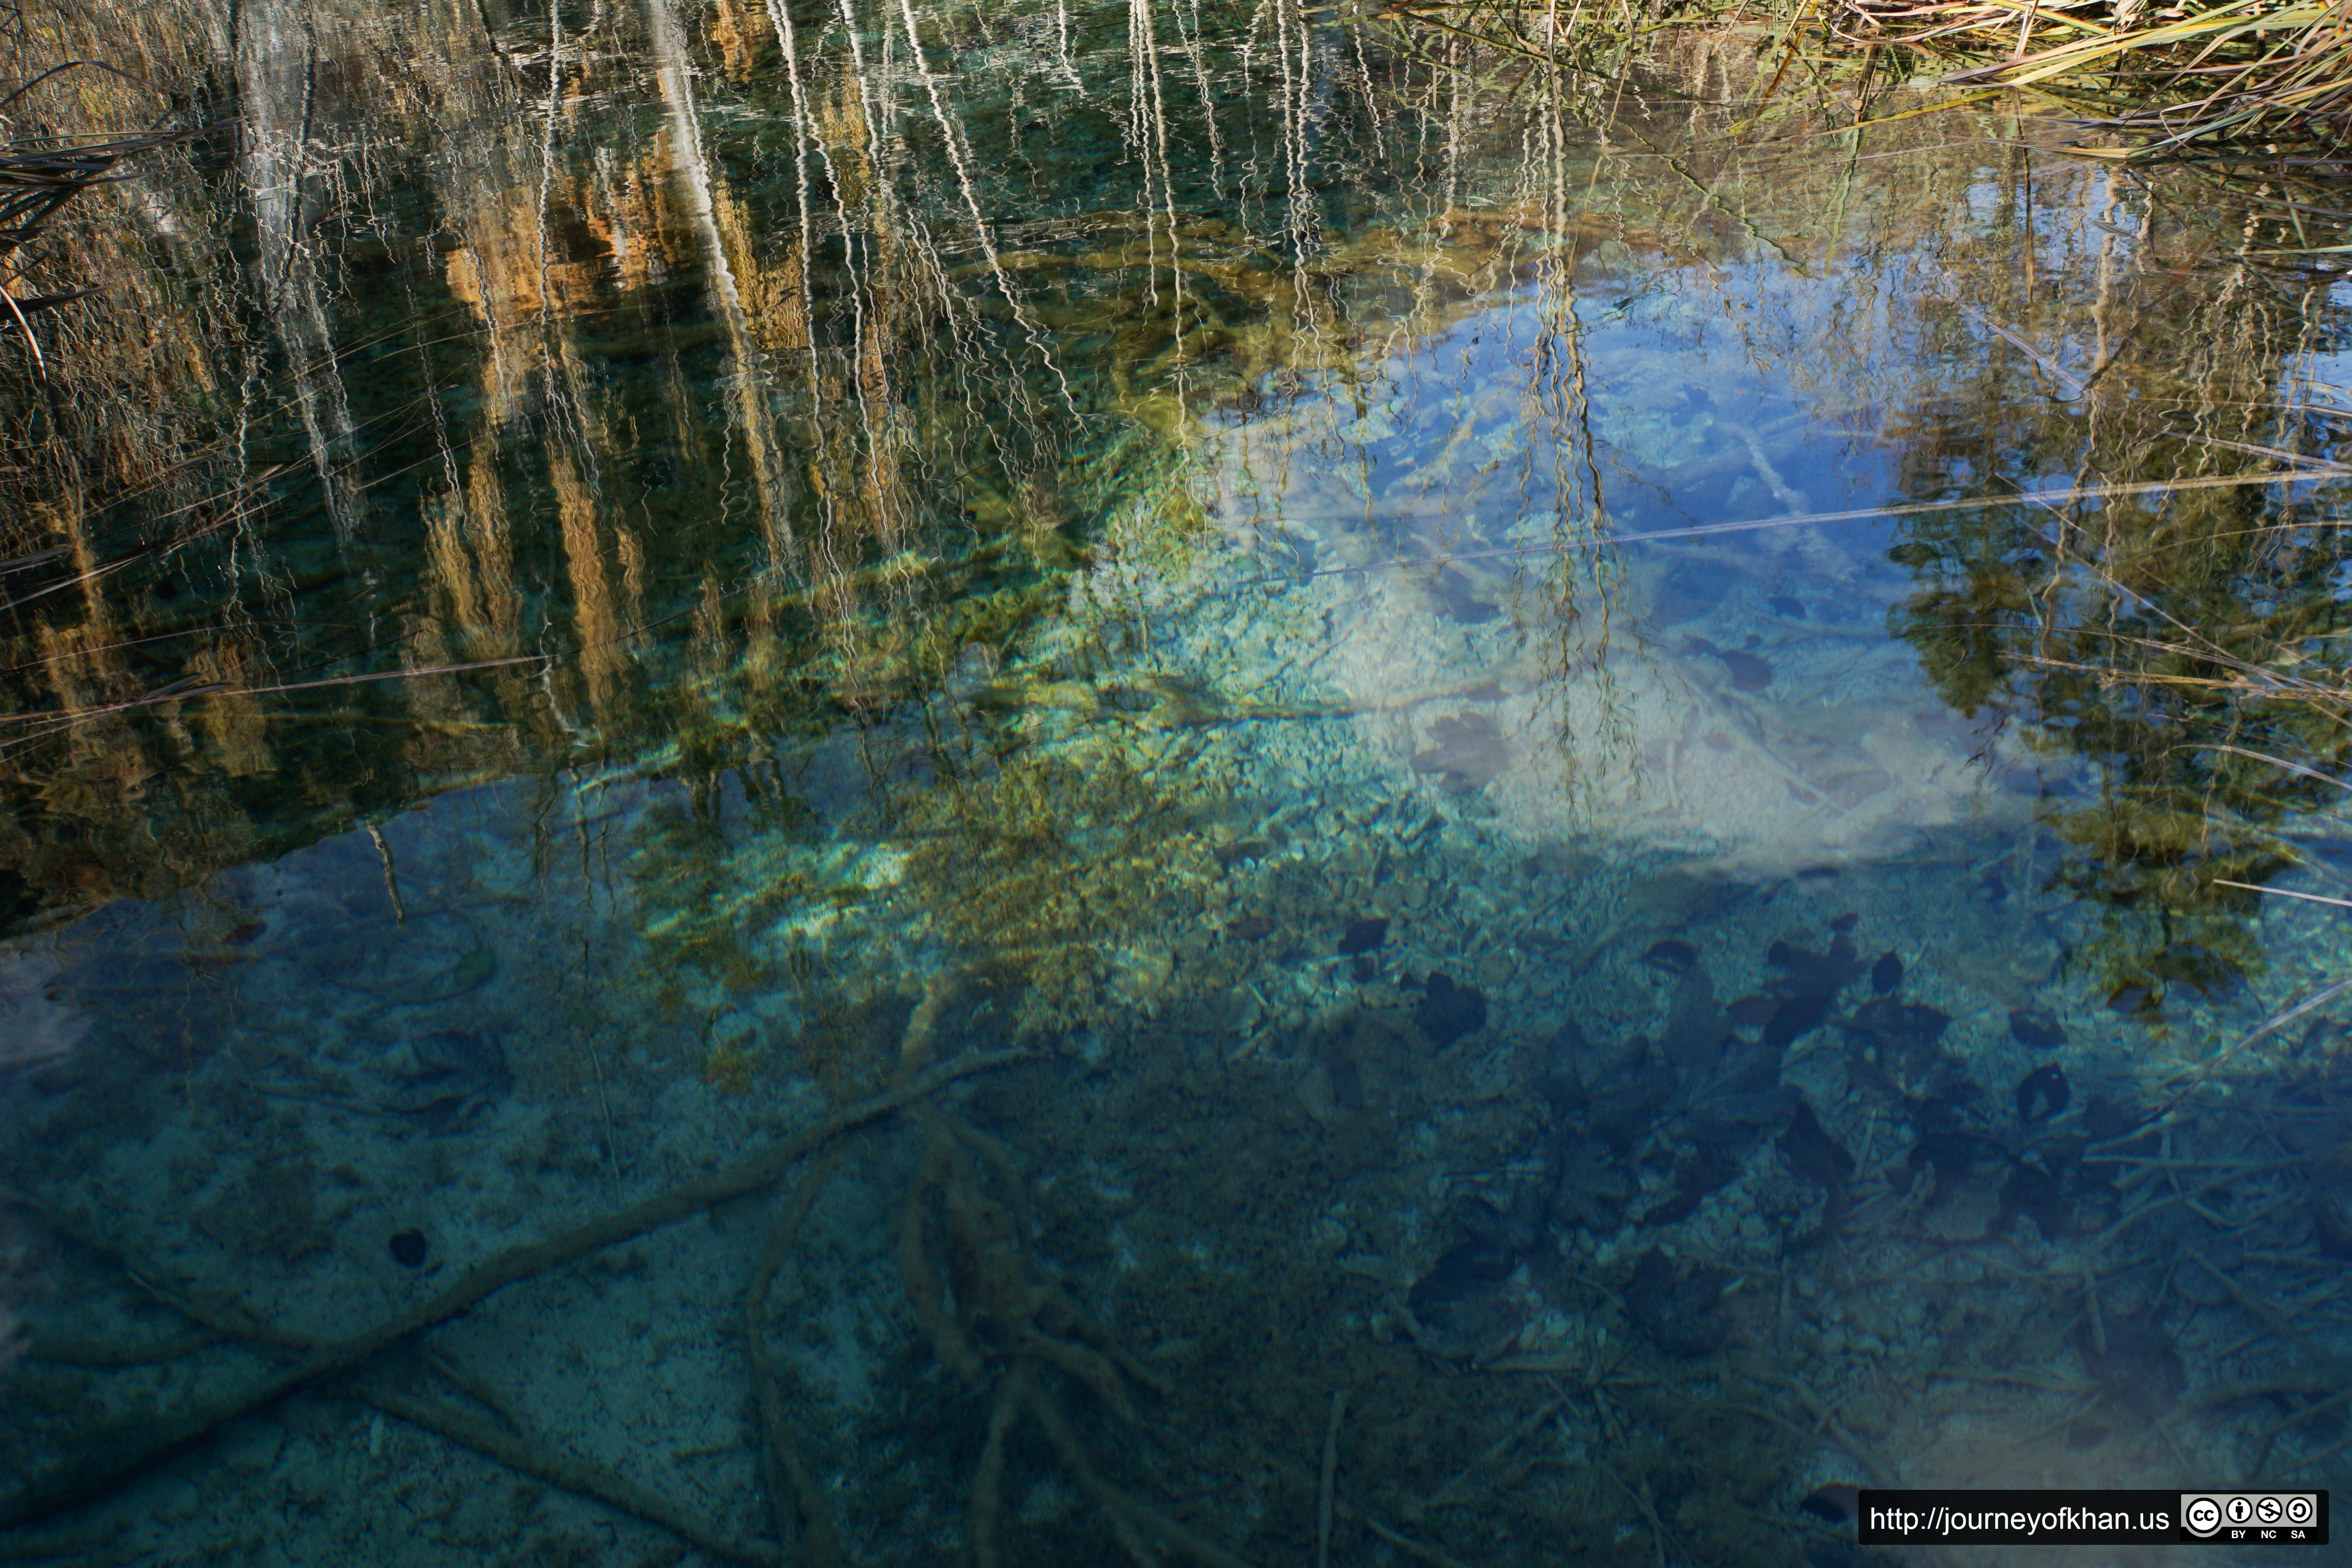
[3,2,2352,1562]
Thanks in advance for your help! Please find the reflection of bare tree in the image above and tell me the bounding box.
[1859,179,2352,1004]
[17,6,2352,1565]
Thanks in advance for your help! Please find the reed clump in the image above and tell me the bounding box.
[1389,0,2352,168]
[1832,0,2352,163]
[0,7,209,367]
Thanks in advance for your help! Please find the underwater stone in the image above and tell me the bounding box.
[1411,715,1514,796]
[2007,1008,2067,1049]
[1998,1160,2070,1236]
[1548,1134,1631,1232]
[1649,1144,1740,1225]
[1778,1101,1854,1185]
[389,1228,428,1268]
[1870,951,1903,994]
[1909,1128,2007,1195]
[2014,1063,2070,1123]
[1402,1241,1514,1363]
[1766,930,1862,990]
[1574,1060,1677,1155]
[1762,992,1830,1050]
[1622,1248,1731,1357]
[2083,1094,2156,1150]
[1640,938,1699,975]
[1413,972,1488,1047]
[1843,996,1951,1056]
[1682,635,1773,692]
[1338,917,1389,955]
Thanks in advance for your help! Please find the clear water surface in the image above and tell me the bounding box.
[5,1,2352,1563]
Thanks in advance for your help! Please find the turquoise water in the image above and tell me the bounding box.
[5,1,2352,1561]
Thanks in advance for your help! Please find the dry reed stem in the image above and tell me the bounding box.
[1278,465,2350,587]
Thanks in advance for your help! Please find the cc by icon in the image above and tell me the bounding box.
[2182,1496,2223,1537]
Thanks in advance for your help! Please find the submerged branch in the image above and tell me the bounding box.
[0,1050,1036,1531]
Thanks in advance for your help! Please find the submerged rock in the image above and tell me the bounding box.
[2084,1093,2159,1152]
[2008,1008,2066,1049]
[1572,1053,1678,1155]
[1648,1144,1741,1226]
[1622,1248,1732,1356]
[1547,1133,1632,1232]
[1766,931,1864,992]
[1838,995,1951,1086]
[2014,1063,2070,1123]
[1410,715,1513,795]
[1908,1129,2011,1242]
[1641,938,1699,975]
[1870,950,1903,995]
[1682,635,1773,692]
[1999,1159,2070,1236]
[1761,931,1866,1047]
[1779,1101,1855,1185]
[1762,992,1830,1050]
[1414,972,1488,1047]
[383,1028,512,1128]
[1406,1236,1522,1361]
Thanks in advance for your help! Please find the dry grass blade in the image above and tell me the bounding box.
[1834,0,2352,157]
[1278,464,2352,586]
[2211,879,2352,909]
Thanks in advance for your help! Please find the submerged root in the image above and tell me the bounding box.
[1021,1370,1257,1568]
[0,1049,1031,1532]
[895,1099,1143,1420]
[966,1374,1025,1568]
[359,1385,777,1566]
[745,1149,851,1568]
[888,1088,1249,1565]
